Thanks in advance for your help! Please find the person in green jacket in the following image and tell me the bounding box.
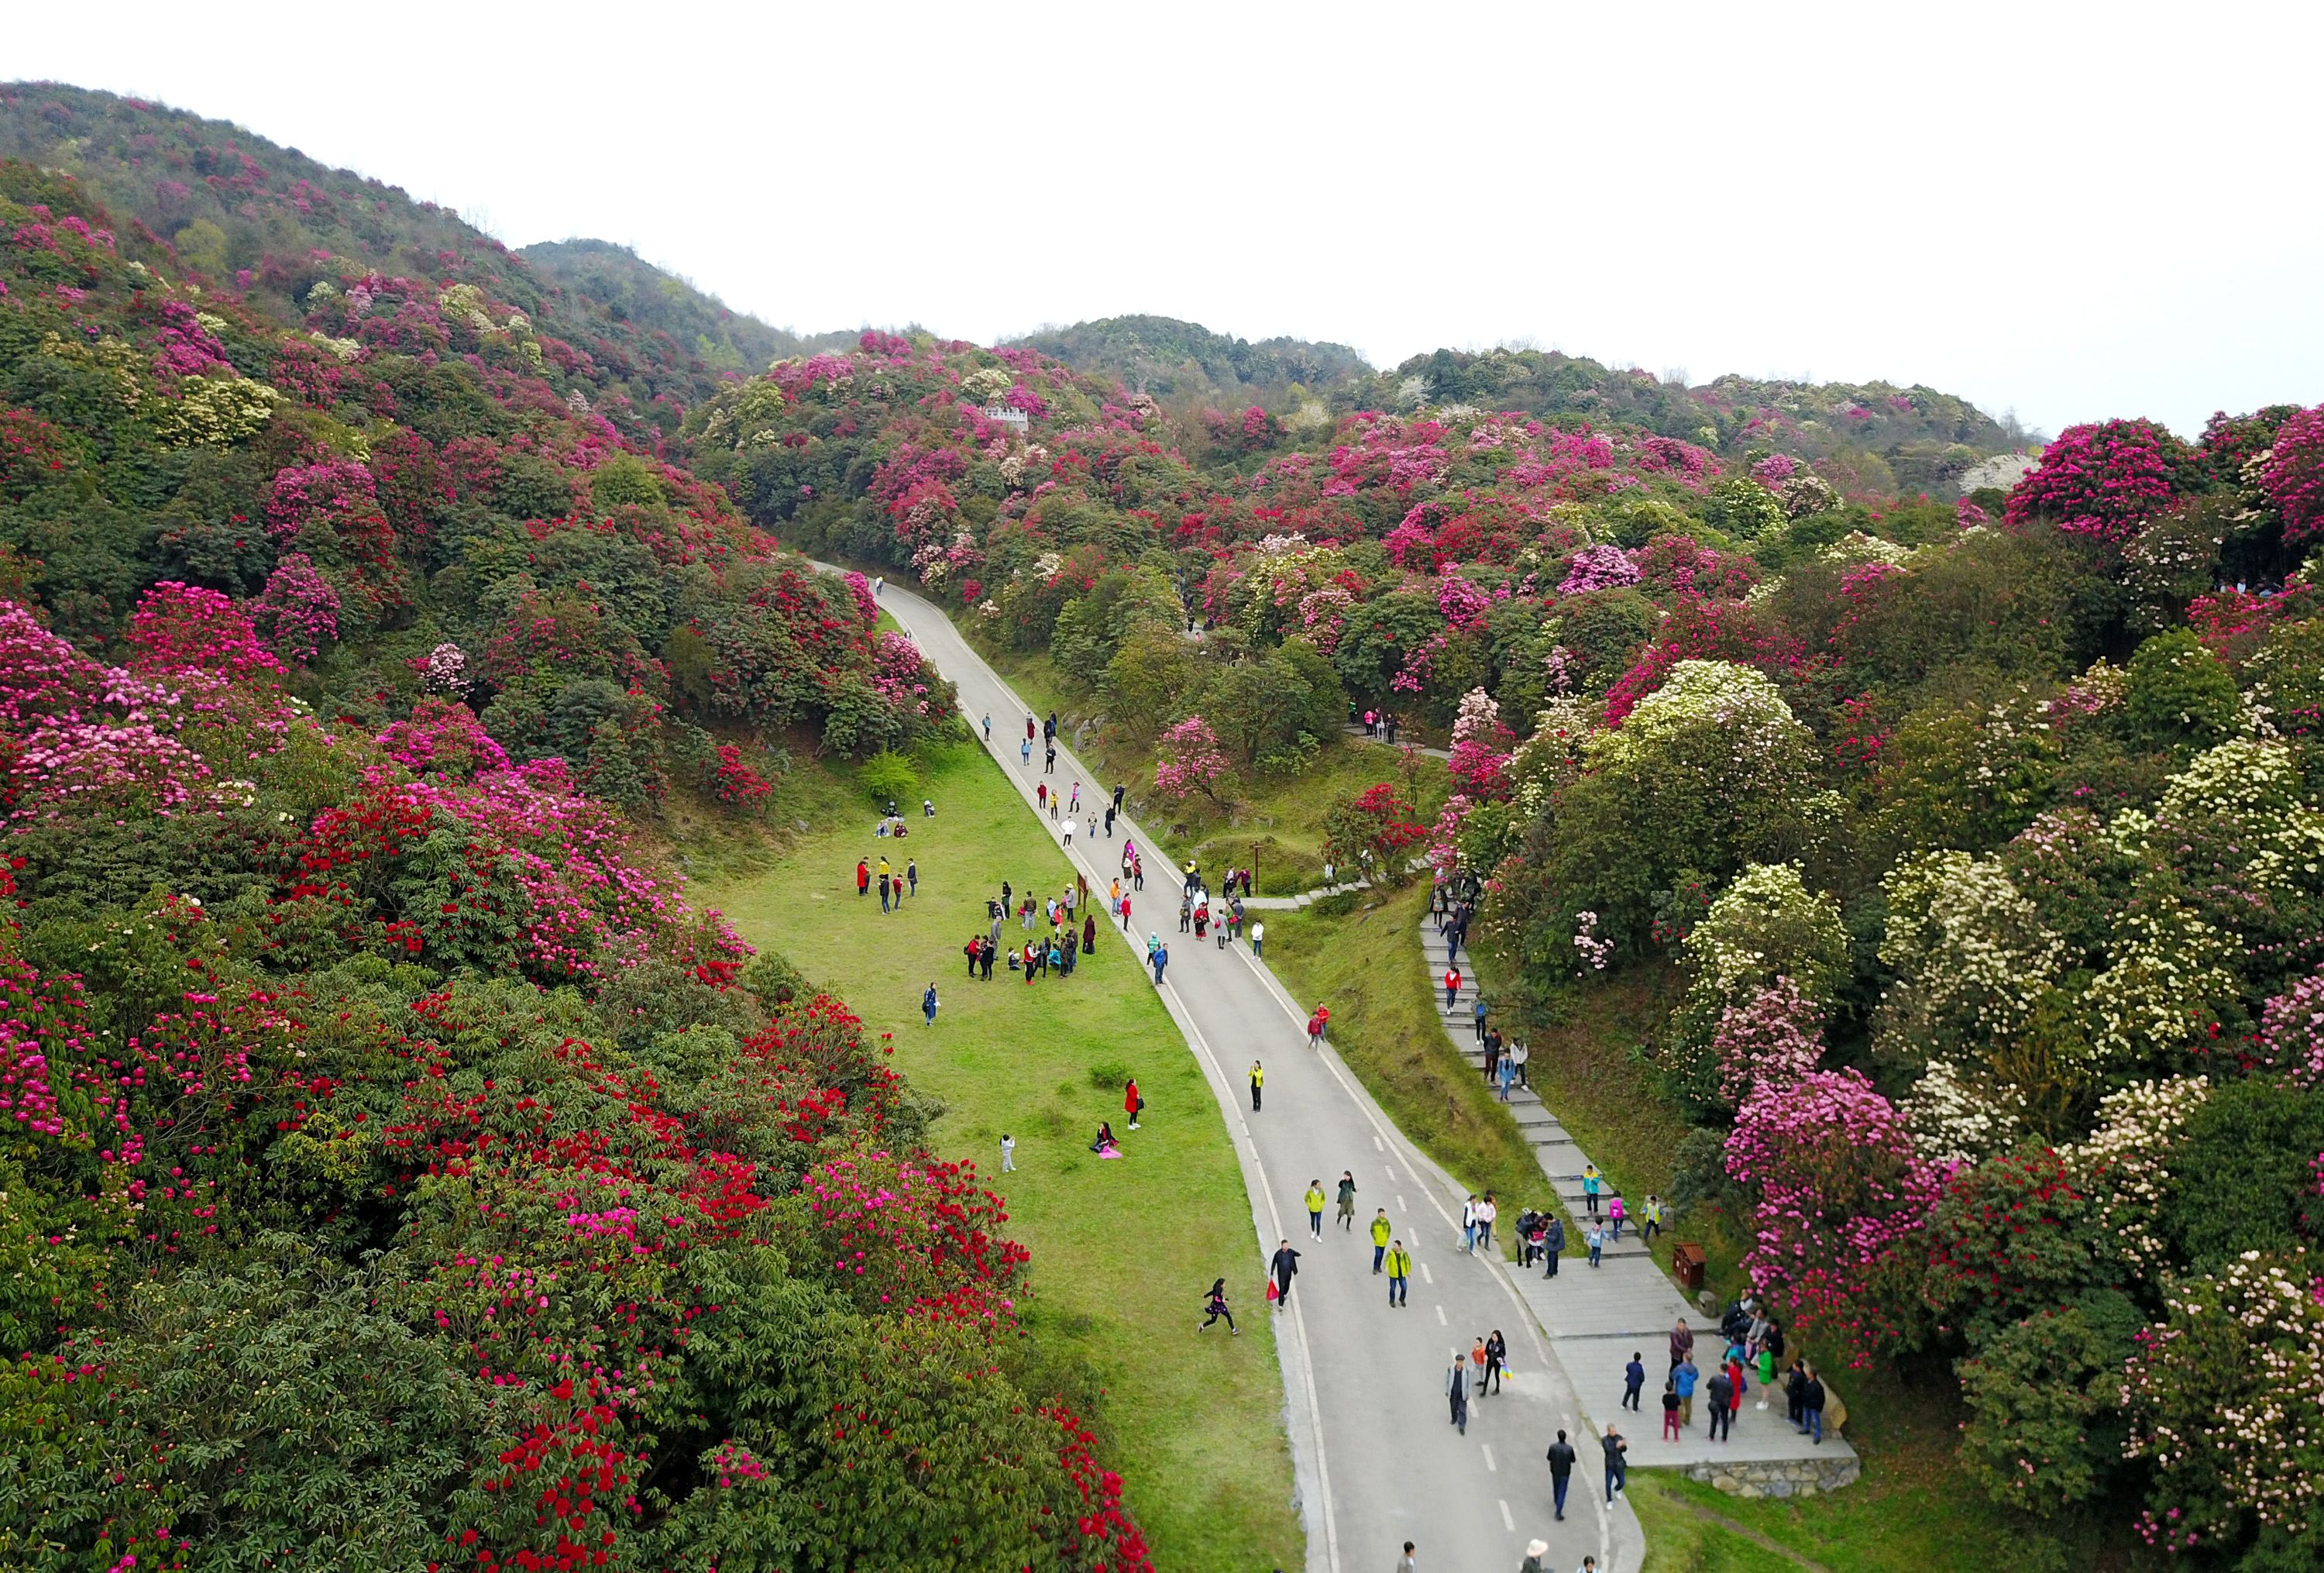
[1336,1171,1358,1231]
[1369,1208,1392,1273]
[1303,1180,1326,1240]
[1582,1162,1604,1217]
[1385,1241,1411,1306]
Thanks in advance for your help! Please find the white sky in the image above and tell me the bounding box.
[12,2,2321,439]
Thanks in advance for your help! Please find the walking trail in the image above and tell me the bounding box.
[851,573,1647,1573]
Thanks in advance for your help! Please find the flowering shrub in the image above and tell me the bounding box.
[251,552,339,664]
[1558,544,1642,595]
[1321,783,1427,886]
[2004,418,2192,541]
[1153,715,1229,804]
[125,582,283,678]
[1710,976,1826,1107]
[374,697,509,780]
[2259,403,2324,543]
[708,743,772,807]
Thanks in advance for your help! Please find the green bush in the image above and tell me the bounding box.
[857,749,920,807]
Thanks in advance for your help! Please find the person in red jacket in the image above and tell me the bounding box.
[1124,1077,1143,1130]
[857,859,871,897]
[1444,965,1462,1009]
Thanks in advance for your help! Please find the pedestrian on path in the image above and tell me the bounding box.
[1462,1195,1479,1253]
[1150,940,1168,985]
[1608,1195,1625,1241]
[1497,1051,1514,1103]
[1474,1192,1497,1253]
[1397,1542,1418,1573]
[1484,1330,1507,1395]
[982,713,992,745]
[1000,1133,1015,1172]
[1444,965,1461,1009]
[1669,1318,1694,1372]
[1483,1029,1500,1081]
[1336,1172,1358,1231]
[1523,1538,1549,1573]
[1543,1213,1565,1277]
[1602,1425,1628,1503]
[921,983,938,1026]
[1269,1240,1299,1309]
[1304,1181,1326,1240]
[1642,1193,1664,1247]
[1386,1240,1411,1306]
[1021,737,1032,765]
[1124,1077,1142,1131]
[1586,1221,1605,1266]
[1250,920,1264,958]
[1622,1353,1645,1411]
[1662,1379,1682,1440]
[1675,1352,1699,1427]
[1446,1354,1470,1435]
[1198,1278,1237,1334]
[1045,745,1057,773]
[1370,1208,1391,1272]
[1511,1038,1529,1088]
[1581,1162,1603,1217]
[1473,996,1488,1043]
[1706,1365,1734,1440]
[1545,1430,1577,1520]
[1803,1365,1827,1444]
[1250,1060,1263,1112]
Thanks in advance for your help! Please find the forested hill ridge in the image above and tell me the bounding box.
[0,83,809,443]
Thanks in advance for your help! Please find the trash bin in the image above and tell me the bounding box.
[1673,1242,1707,1293]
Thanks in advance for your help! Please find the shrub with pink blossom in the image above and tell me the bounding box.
[251,552,339,664]
[374,697,509,780]
[125,582,283,678]
[1558,544,1642,596]
[1154,715,1229,804]
[2004,418,2192,542]
[2259,403,2324,544]
[1712,976,1827,1107]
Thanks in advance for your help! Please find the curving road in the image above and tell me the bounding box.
[852,573,1645,1573]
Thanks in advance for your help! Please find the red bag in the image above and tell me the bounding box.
[1264,1280,1280,1303]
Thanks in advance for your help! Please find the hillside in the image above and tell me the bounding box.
[520,237,853,373]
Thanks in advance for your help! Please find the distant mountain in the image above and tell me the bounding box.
[1014,315,1374,401]
[0,83,839,413]
[520,239,853,374]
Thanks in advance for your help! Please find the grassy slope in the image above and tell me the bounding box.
[696,740,1301,1572]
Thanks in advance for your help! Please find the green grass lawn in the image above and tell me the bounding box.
[696,738,1302,1572]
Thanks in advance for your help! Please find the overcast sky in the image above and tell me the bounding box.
[12,2,2320,439]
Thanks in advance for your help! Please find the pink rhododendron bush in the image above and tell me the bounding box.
[0,153,1145,1573]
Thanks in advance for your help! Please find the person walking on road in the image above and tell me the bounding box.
[1483,1329,1507,1395]
[1474,1192,1497,1253]
[1462,1195,1479,1253]
[1370,1208,1391,1272]
[1021,736,1033,766]
[1124,1077,1142,1131]
[1150,940,1168,985]
[1336,1172,1358,1231]
[1303,1181,1327,1241]
[1250,920,1263,958]
[1269,1240,1300,1309]
[1386,1240,1411,1306]
[1523,1538,1549,1573]
[1198,1278,1237,1334]
[1545,1430,1577,1520]
[1623,1352,1645,1411]
[1602,1424,1628,1503]
[1446,1354,1470,1435]
[1249,1060,1263,1112]
[1543,1213,1565,1278]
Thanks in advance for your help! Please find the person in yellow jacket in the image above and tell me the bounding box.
[1248,1060,1263,1113]
[1370,1208,1393,1273]
[1304,1181,1327,1240]
[1386,1240,1411,1306]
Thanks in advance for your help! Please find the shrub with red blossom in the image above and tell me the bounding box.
[2259,403,2324,544]
[2004,418,2193,542]
[125,581,283,678]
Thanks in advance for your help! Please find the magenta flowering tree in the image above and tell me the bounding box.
[2255,967,2324,1085]
[1712,976,1826,1107]
[2004,418,2192,541]
[252,552,340,664]
[125,582,283,678]
[1725,1066,1942,1363]
[1153,715,1229,805]
[1558,544,1642,596]
[374,697,509,780]
[1446,687,1514,799]
[2259,403,2324,544]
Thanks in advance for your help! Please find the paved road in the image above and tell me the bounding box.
[857,573,1647,1573]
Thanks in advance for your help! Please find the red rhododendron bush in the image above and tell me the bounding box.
[0,158,1144,1571]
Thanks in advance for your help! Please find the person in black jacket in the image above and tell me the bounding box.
[1786,1360,1810,1430]
[1705,1365,1734,1440]
[1544,1213,1565,1277]
[1545,1429,1576,1520]
[1446,1355,1470,1434]
[1269,1240,1300,1309]
[1803,1365,1827,1444]
[1601,1424,1628,1503]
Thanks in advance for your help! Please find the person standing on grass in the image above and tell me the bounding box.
[1370,1208,1391,1272]
[1387,1239,1411,1306]
[1336,1171,1358,1231]
[1082,912,1096,959]
[981,939,995,980]
[1000,1133,1015,1172]
[857,859,871,897]
[1198,1278,1237,1334]
[1270,1240,1299,1309]
[1581,1162,1603,1217]
[1124,1077,1142,1131]
[1545,1430,1576,1521]
[906,858,916,898]
[1444,964,1462,1010]
[1304,1181,1326,1240]
[1250,920,1264,958]
[1544,1213,1565,1278]
[878,869,892,914]
[964,936,980,978]
[1602,1424,1628,1503]
[921,983,937,1027]
[1446,1353,1470,1435]
[1249,1060,1263,1112]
